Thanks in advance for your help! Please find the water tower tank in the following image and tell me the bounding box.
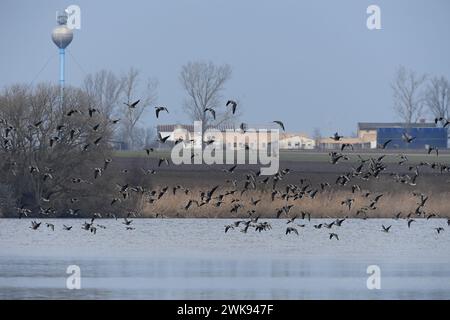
[51,13,73,49]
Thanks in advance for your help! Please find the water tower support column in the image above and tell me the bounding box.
[59,48,65,104]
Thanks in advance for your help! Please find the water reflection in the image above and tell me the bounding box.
[0,219,449,299]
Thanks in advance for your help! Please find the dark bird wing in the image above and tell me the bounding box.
[273,121,285,131]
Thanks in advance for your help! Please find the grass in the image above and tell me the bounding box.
[109,148,450,219]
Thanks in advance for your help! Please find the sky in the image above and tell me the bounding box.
[1,0,450,136]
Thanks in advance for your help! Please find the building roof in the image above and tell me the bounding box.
[319,137,368,144]
[157,124,237,133]
[358,122,436,130]
[157,123,282,133]
[279,133,312,140]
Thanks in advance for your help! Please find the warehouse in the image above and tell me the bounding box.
[357,122,448,149]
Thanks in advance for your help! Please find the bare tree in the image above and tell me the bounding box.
[0,83,117,215]
[179,61,235,141]
[120,68,158,150]
[425,75,450,120]
[83,69,123,118]
[391,66,427,124]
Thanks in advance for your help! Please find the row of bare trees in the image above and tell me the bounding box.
[83,67,158,150]
[392,66,450,124]
[0,61,237,216]
[83,61,238,150]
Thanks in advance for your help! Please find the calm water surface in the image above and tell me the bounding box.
[0,218,449,299]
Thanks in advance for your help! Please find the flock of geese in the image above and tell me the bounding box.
[3,98,449,240]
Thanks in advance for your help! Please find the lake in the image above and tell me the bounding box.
[0,218,449,299]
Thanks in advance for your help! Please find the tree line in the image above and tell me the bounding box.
[0,61,237,217]
[392,66,450,124]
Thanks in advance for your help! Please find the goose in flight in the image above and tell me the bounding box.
[335,218,346,226]
[46,223,55,231]
[224,225,234,233]
[324,222,335,229]
[286,227,299,235]
[142,168,156,175]
[287,215,297,224]
[407,219,415,228]
[33,120,43,128]
[158,157,170,167]
[226,100,237,114]
[66,109,82,116]
[272,121,285,131]
[157,132,170,143]
[427,146,439,156]
[250,198,261,206]
[103,158,112,170]
[94,167,103,179]
[435,227,444,234]
[184,199,199,210]
[155,106,169,118]
[330,132,343,141]
[382,225,391,233]
[122,218,133,226]
[124,99,140,109]
[88,107,98,118]
[30,221,41,230]
[94,137,102,145]
[378,139,392,149]
[222,164,237,173]
[341,198,354,211]
[63,225,72,231]
[402,132,416,143]
[329,233,339,240]
[204,108,216,120]
[82,218,95,231]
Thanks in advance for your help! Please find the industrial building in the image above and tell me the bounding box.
[358,122,448,149]
[156,124,315,150]
[278,133,315,150]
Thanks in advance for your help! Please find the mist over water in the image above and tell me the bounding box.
[0,218,449,299]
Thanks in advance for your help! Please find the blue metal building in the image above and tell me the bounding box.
[376,127,448,149]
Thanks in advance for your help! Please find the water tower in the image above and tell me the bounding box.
[51,12,73,104]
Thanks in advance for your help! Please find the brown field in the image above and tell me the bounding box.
[111,151,450,219]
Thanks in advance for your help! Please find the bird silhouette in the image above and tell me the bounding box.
[29,221,41,230]
[402,132,416,143]
[155,106,169,118]
[286,227,299,235]
[329,233,339,240]
[226,100,237,114]
[330,132,343,141]
[272,121,285,131]
[124,99,140,109]
[204,108,216,120]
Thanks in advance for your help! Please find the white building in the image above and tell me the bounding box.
[278,133,315,150]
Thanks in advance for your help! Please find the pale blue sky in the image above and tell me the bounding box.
[1,0,449,136]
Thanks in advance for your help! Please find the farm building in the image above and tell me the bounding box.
[278,133,315,150]
[156,124,280,151]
